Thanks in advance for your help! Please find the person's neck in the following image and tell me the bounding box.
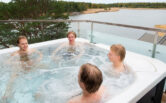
[69,42,75,46]
[19,49,28,54]
[113,61,124,72]
[82,90,96,97]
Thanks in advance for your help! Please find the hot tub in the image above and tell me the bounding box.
[0,38,165,103]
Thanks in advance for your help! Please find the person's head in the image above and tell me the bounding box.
[108,44,126,63]
[17,36,28,51]
[78,63,103,94]
[67,31,77,44]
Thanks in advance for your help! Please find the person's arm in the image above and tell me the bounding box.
[72,42,84,60]
[11,51,18,56]
[6,51,19,65]
[76,41,97,59]
[51,42,66,62]
[77,42,84,58]
[125,64,136,79]
[33,49,43,63]
[2,72,18,101]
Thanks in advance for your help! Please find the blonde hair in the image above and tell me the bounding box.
[17,36,27,44]
[67,31,77,38]
[80,63,103,93]
[111,44,126,61]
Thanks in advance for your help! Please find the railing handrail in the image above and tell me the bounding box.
[0,19,166,33]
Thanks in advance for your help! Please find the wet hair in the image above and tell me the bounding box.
[67,31,77,38]
[17,36,27,44]
[79,63,103,93]
[111,44,126,61]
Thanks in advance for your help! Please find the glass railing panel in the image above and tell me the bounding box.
[68,22,91,39]
[155,33,166,63]
[92,31,154,57]
[0,20,166,63]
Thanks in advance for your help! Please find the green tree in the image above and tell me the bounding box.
[0,0,69,48]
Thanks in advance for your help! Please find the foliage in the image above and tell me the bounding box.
[0,0,69,48]
[0,1,166,48]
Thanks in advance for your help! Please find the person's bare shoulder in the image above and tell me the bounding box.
[68,95,81,103]
[68,99,74,103]
[28,48,41,55]
[99,85,106,94]
[28,48,36,53]
[11,51,19,56]
[68,98,76,103]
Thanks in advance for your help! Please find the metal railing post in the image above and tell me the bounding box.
[77,22,80,37]
[152,32,158,58]
[90,22,94,43]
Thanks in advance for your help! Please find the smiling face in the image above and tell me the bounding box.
[68,33,76,44]
[18,38,28,51]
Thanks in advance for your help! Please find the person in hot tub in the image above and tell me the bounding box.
[68,63,108,103]
[52,31,84,61]
[108,44,126,72]
[9,36,43,70]
[101,44,135,95]
[106,44,134,75]
[2,36,43,102]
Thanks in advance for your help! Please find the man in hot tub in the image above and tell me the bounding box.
[102,44,135,91]
[68,63,108,103]
[105,44,135,75]
[9,36,43,70]
[52,31,84,61]
[99,44,135,96]
[2,36,43,102]
[108,44,127,73]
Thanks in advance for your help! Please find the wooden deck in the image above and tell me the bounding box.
[139,33,166,45]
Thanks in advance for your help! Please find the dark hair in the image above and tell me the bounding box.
[67,31,77,38]
[80,63,103,93]
[17,36,27,44]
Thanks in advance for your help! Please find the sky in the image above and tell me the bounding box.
[1,0,166,3]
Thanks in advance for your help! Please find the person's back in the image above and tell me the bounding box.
[69,86,105,103]
[68,63,105,103]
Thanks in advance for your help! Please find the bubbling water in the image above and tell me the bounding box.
[0,42,135,103]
